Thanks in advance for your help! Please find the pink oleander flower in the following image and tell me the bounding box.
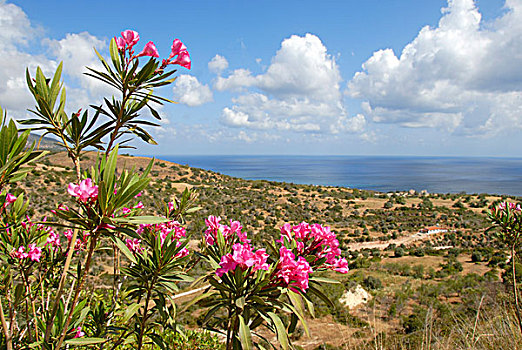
[276,246,313,292]
[136,41,159,58]
[134,201,144,209]
[137,220,188,257]
[64,229,73,241]
[216,254,236,277]
[169,39,187,60]
[13,246,28,260]
[158,220,186,243]
[4,193,16,207]
[126,238,144,254]
[333,257,349,274]
[171,50,191,69]
[122,207,131,215]
[45,231,61,249]
[176,247,189,258]
[223,220,250,243]
[204,216,251,246]
[74,326,85,338]
[215,243,269,277]
[204,215,223,245]
[135,192,142,198]
[64,230,89,252]
[168,201,175,212]
[121,30,140,48]
[498,201,521,212]
[277,222,345,269]
[27,243,42,262]
[115,36,126,51]
[67,178,98,203]
[159,39,191,70]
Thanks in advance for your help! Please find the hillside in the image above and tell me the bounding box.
[26,133,62,151]
[12,151,519,349]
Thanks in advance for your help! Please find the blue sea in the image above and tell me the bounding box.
[158,155,522,197]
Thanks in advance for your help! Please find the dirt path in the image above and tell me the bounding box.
[345,231,442,251]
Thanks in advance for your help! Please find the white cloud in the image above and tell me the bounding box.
[172,74,213,107]
[0,1,57,114]
[330,114,367,134]
[348,0,522,136]
[46,32,109,95]
[208,54,228,75]
[215,68,256,92]
[0,1,112,117]
[237,130,255,143]
[216,33,359,134]
[0,0,34,48]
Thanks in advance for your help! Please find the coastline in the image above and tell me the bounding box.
[146,154,522,197]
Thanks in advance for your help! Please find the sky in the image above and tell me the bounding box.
[1,0,521,157]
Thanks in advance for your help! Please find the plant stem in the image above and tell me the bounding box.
[73,156,81,182]
[21,270,38,342]
[55,235,98,349]
[137,283,153,350]
[511,244,522,335]
[226,307,232,350]
[43,229,80,342]
[0,297,12,350]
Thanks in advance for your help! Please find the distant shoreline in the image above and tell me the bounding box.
[141,154,522,197]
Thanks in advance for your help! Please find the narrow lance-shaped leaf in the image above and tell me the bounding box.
[267,312,289,350]
[238,315,253,350]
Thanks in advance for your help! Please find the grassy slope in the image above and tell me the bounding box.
[12,151,520,349]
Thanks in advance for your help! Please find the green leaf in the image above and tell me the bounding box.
[148,106,162,120]
[35,67,49,102]
[238,315,253,350]
[287,291,310,337]
[109,38,121,72]
[113,237,137,264]
[65,337,106,345]
[308,284,334,309]
[103,144,119,188]
[180,291,214,313]
[309,276,340,284]
[49,62,63,111]
[122,303,140,323]
[267,312,288,350]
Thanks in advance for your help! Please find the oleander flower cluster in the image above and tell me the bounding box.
[278,222,349,274]
[67,178,98,203]
[276,246,313,291]
[114,29,191,69]
[206,217,349,293]
[11,217,61,262]
[497,201,522,213]
[129,218,189,257]
[204,215,249,246]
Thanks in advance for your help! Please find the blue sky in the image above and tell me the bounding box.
[2,0,521,156]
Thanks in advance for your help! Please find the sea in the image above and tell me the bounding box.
[158,155,522,197]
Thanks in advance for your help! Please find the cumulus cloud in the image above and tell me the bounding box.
[0,1,111,117]
[46,33,109,94]
[172,74,213,107]
[348,0,522,136]
[208,54,228,75]
[216,34,361,134]
[330,114,367,134]
[0,1,57,114]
